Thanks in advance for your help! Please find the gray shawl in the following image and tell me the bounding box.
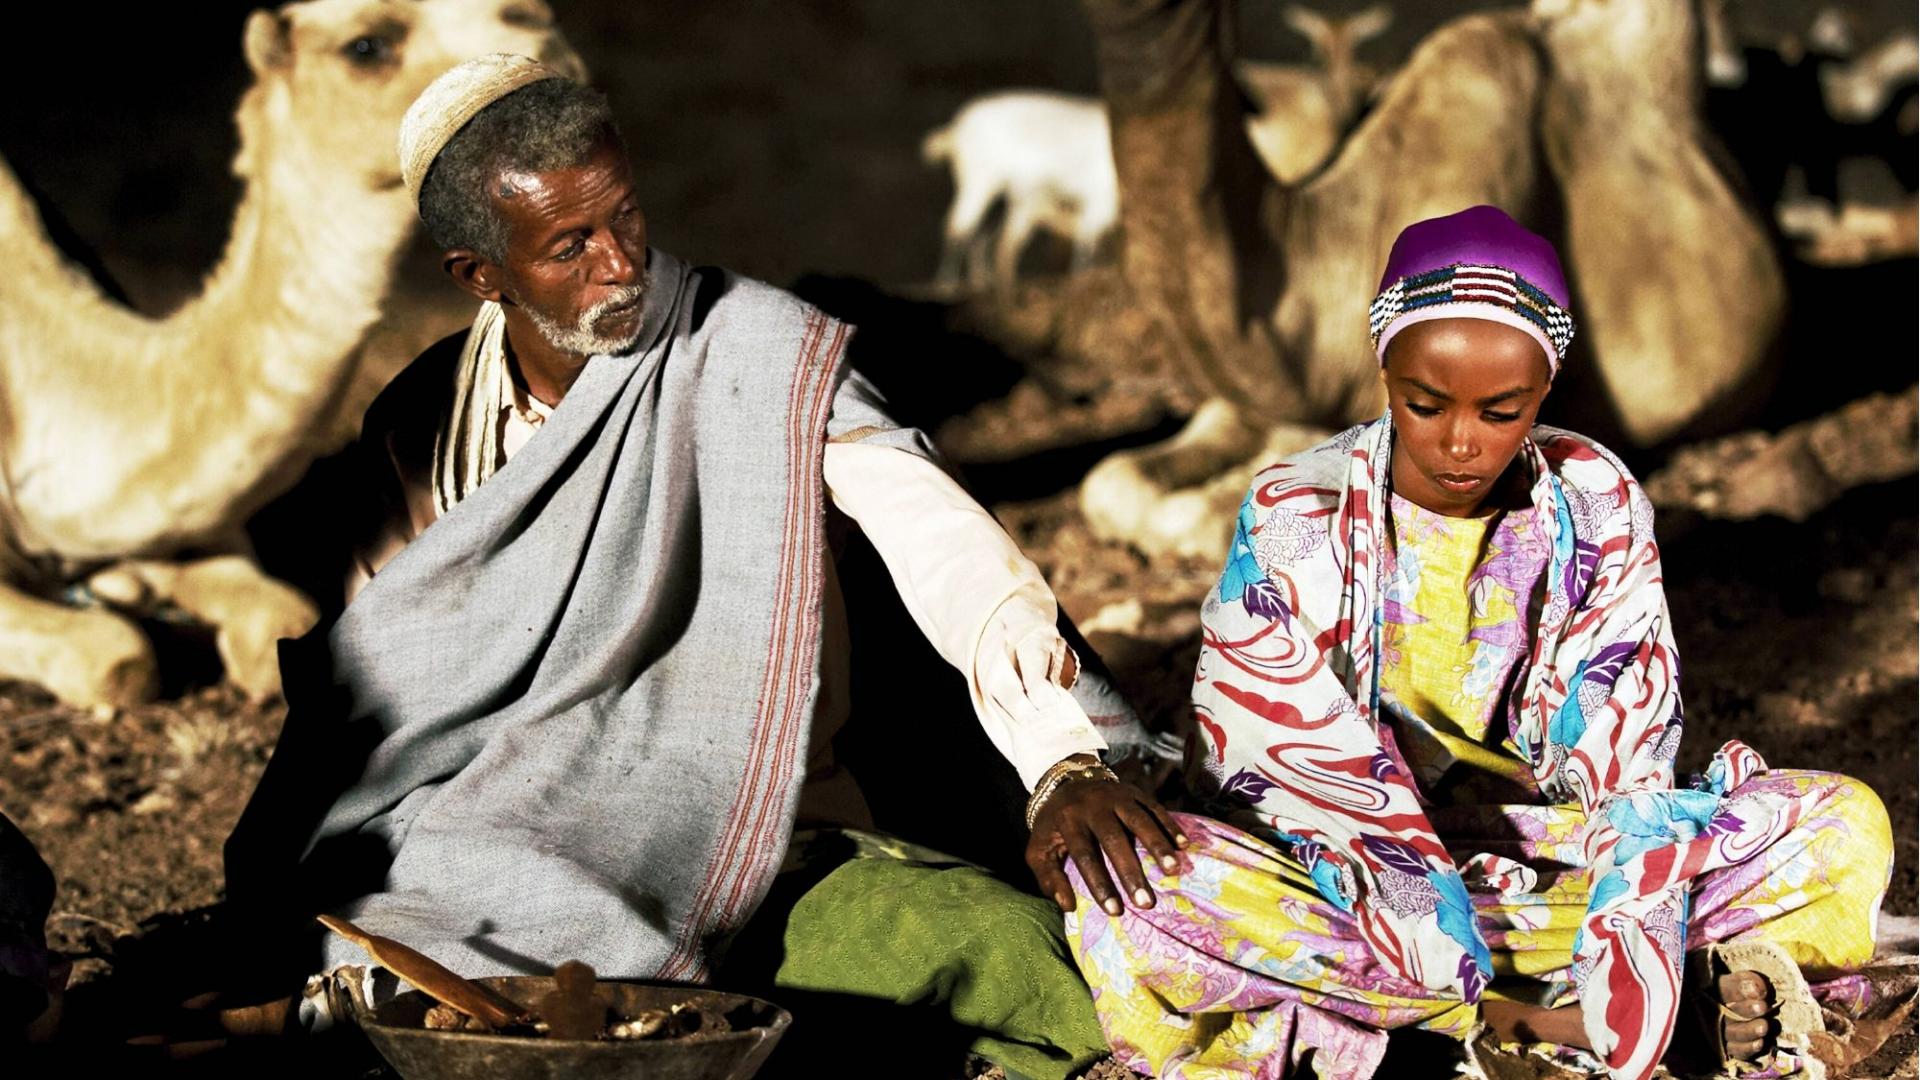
[246,252,877,981]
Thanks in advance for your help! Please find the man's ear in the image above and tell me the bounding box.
[444,251,507,304]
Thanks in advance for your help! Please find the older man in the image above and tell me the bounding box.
[226,55,1176,1076]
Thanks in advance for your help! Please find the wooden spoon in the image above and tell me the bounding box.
[316,914,530,1030]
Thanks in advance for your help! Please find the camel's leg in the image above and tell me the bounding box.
[0,581,157,708]
[1080,400,1334,559]
[1080,0,1294,416]
[100,555,318,702]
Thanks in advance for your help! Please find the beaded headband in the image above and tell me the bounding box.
[1369,262,1575,375]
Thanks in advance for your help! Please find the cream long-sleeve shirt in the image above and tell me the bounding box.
[346,362,1109,813]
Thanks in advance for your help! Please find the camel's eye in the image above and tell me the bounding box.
[342,33,398,68]
[500,3,553,30]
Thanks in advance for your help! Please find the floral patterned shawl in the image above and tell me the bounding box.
[1191,417,1811,1079]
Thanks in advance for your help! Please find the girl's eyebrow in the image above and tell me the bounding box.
[1397,377,1533,405]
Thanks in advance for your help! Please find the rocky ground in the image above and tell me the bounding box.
[2,371,1913,1078]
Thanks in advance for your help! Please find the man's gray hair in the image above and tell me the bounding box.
[418,79,621,262]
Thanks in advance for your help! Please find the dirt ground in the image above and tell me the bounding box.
[1,386,1913,1077]
[3,361,1915,1080]
[0,0,1915,1076]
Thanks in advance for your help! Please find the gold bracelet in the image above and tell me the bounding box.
[1026,758,1119,830]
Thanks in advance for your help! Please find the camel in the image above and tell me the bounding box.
[1238,4,1392,184]
[1073,0,1784,558]
[0,0,581,707]
[1533,0,1786,445]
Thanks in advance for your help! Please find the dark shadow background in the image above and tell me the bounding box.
[3,0,1912,306]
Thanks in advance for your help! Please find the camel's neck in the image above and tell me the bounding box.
[1539,5,1704,126]
[0,82,424,560]
[178,88,413,416]
[1320,40,1363,118]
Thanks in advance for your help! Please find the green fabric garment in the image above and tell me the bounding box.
[724,830,1109,1080]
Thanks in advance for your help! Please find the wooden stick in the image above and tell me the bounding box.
[316,914,528,1029]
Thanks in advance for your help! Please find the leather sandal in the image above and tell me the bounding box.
[1691,940,1828,1080]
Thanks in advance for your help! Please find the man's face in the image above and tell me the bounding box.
[1380,317,1552,517]
[487,138,651,357]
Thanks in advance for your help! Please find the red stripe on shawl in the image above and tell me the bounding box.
[1672,837,1715,884]
[724,320,849,919]
[1598,918,1680,1080]
[659,309,833,979]
[1214,682,1318,728]
[676,311,838,970]
[1357,903,1409,975]
[1203,622,1329,686]
[1600,928,1649,1069]
[715,316,841,921]
[1640,843,1677,889]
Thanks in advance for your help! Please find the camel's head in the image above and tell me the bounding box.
[1280,4,1392,113]
[1281,4,1392,66]
[234,0,586,191]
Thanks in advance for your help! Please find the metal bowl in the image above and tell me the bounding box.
[356,977,790,1080]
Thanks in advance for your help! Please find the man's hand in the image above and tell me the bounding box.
[1026,758,1188,915]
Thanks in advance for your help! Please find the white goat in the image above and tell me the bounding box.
[922,91,1117,293]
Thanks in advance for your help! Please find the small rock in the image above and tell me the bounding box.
[1755,692,1829,729]
[129,789,177,816]
[31,803,79,829]
[1080,598,1145,637]
[1818,567,1875,605]
[1878,914,1920,956]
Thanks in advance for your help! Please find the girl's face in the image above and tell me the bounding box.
[1380,317,1553,517]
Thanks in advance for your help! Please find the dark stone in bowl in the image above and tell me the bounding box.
[356,977,790,1080]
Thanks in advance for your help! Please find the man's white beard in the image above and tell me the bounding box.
[527,270,652,357]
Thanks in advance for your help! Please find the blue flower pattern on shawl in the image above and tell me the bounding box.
[1549,640,1641,753]
[1277,830,1355,912]
[1220,491,1287,622]
[1359,834,1492,995]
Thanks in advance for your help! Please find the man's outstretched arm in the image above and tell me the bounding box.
[822,439,1185,916]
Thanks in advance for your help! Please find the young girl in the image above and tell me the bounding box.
[1060,206,1892,1080]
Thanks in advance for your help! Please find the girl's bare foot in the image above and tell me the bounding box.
[1715,970,1774,1060]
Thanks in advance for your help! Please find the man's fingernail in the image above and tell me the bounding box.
[1132,888,1152,907]
[1160,855,1179,871]
[1175,835,1191,846]
[1103,898,1122,916]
